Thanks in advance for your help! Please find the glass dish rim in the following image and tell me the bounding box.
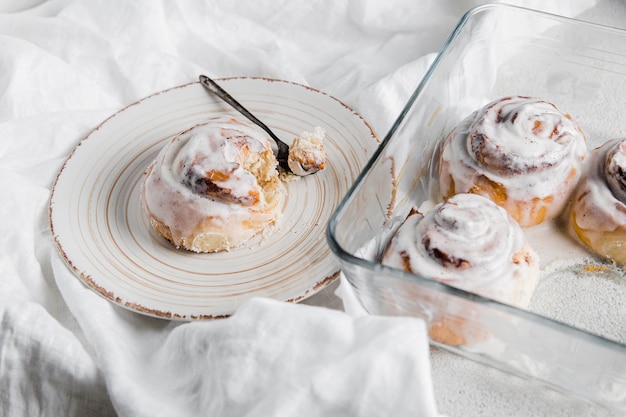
[326,2,626,352]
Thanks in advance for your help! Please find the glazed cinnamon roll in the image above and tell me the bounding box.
[141,116,286,253]
[439,96,587,227]
[382,193,539,345]
[568,138,626,265]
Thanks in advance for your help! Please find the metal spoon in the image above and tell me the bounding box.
[199,74,292,173]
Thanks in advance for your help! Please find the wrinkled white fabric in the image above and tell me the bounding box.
[0,0,608,416]
[51,258,437,417]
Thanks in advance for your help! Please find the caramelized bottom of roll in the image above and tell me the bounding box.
[571,212,626,265]
[427,301,489,346]
[441,162,577,227]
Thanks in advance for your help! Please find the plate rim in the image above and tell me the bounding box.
[48,76,379,320]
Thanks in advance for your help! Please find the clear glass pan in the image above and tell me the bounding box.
[327,4,626,411]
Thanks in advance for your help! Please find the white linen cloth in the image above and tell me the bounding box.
[0,0,619,416]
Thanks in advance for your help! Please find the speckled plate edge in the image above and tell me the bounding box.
[49,77,379,320]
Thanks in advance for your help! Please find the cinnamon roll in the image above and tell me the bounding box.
[382,193,539,344]
[439,96,587,227]
[141,115,286,253]
[568,138,626,265]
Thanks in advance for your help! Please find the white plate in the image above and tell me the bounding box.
[49,77,379,319]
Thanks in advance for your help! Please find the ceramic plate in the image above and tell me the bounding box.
[49,77,379,319]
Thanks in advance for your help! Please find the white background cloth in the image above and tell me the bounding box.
[0,1,624,416]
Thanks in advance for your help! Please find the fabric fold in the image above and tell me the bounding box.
[52,251,437,417]
[0,0,609,416]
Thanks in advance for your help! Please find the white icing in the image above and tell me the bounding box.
[568,138,626,265]
[141,116,285,251]
[287,126,327,176]
[571,138,626,231]
[382,193,539,308]
[439,96,587,226]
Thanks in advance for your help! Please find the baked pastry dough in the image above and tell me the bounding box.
[568,138,626,265]
[141,116,286,252]
[381,193,539,344]
[287,127,327,176]
[439,96,587,226]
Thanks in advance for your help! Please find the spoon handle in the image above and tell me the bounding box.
[199,75,291,171]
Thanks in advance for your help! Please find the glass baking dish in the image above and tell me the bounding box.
[327,4,626,412]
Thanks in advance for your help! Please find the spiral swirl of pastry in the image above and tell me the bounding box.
[141,116,286,253]
[382,193,539,345]
[569,138,626,265]
[382,193,539,306]
[439,96,587,227]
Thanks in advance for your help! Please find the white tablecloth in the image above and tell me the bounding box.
[0,1,624,416]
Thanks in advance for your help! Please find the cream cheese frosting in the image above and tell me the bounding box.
[141,115,286,252]
[568,138,626,265]
[439,96,588,227]
[382,193,539,308]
